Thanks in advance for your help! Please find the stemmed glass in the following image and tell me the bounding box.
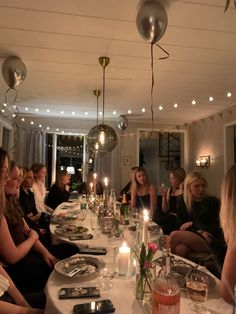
[77,208,87,226]
[186,269,209,313]
[130,207,140,227]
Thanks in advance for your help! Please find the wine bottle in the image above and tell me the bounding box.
[120,193,129,225]
[152,245,180,314]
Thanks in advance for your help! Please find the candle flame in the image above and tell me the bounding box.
[93,173,97,179]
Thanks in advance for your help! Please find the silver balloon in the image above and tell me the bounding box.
[87,124,117,156]
[117,115,128,131]
[2,56,27,88]
[136,1,168,43]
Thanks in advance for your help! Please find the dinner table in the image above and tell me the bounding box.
[44,202,232,314]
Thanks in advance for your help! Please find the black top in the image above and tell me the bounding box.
[46,184,70,209]
[19,187,38,217]
[176,195,221,238]
[136,194,150,210]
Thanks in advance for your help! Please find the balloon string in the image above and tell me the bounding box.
[155,43,170,60]
[1,87,20,152]
[151,43,154,132]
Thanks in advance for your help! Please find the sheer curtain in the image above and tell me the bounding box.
[94,139,121,195]
[17,128,46,167]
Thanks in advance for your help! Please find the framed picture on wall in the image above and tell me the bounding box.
[123,155,132,166]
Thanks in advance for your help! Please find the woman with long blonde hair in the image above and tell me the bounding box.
[220,164,236,303]
[170,171,223,259]
[130,167,157,218]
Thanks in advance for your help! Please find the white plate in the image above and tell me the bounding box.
[54,255,105,279]
[55,225,88,237]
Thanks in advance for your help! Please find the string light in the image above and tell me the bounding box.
[192,100,196,105]
[128,110,132,114]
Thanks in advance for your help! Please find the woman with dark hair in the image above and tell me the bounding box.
[3,160,78,295]
[169,171,224,260]
[0,148,43,312]
[46,170,71,210]
[130,167,157,218]
[161,167,186,214]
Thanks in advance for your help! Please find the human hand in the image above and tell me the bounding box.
[159,183,167,195]
[65,184,70,191]
[43,252,58,267]
[28,229,39,241]
[199,231,213,243]
[180,221,193,231]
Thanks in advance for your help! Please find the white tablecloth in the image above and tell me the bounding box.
[45,203,232,314]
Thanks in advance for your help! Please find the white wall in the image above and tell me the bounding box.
[188,104,236,197]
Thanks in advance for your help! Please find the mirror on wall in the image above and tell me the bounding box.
[138,130,185,190]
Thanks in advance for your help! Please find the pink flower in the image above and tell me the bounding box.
[148,242,158,253]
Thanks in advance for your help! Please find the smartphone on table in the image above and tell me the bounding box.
[73,299,115,314]
[59,287,100,299]
[77,247,107,255]
[69,234,93,241]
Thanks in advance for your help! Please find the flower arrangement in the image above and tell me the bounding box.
[136,242,158,302]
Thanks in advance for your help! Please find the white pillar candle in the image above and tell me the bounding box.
[118,242,131,275]
[142,209,149,247]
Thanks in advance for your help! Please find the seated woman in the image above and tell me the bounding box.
[31,163,53,215]
[0,264,43,314]
[130,167,157,218]
[2,157,78,295]
[155,167,186,234]
[19,168,50,245]
[220,164,236,303]
[78,171,103,196]
[169,171,224,261]
[161,167,186,214]
[46,170,71,210]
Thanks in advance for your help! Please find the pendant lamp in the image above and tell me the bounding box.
[87,57,117,156]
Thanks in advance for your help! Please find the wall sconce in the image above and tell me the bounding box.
[195,156,210,168]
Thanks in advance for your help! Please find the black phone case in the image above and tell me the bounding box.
[69,234,93,241]
[78,247,107,255]
[73,299,115,314]
[59,287,100,299]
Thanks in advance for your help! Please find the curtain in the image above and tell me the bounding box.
[94,139,121,196]
[17,128,46,167]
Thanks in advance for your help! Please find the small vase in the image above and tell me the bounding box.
[136,271,152,303]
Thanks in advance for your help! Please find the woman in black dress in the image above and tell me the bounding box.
[46,170,71,210]
[130,167,157,219]
[169,171,223,259]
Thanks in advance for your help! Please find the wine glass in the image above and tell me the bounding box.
[130,207,140,227]
[90,214,98,235]
[78,208,87,226]
[186,269,209,313]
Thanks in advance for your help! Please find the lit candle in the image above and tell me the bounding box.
[104,177,109,187]
[142,209,149,247]
[93,173,97,195]
[118,242,131,275]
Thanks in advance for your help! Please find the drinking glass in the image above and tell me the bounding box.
[99,265,114,290]
[130,207,140,227]
[90,215,98,235]
[186,269,209,313]
[78,208,87,226]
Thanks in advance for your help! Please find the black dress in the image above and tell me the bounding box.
[46,184,70,210]
[176,195,226,265]
[136,194,150,210]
